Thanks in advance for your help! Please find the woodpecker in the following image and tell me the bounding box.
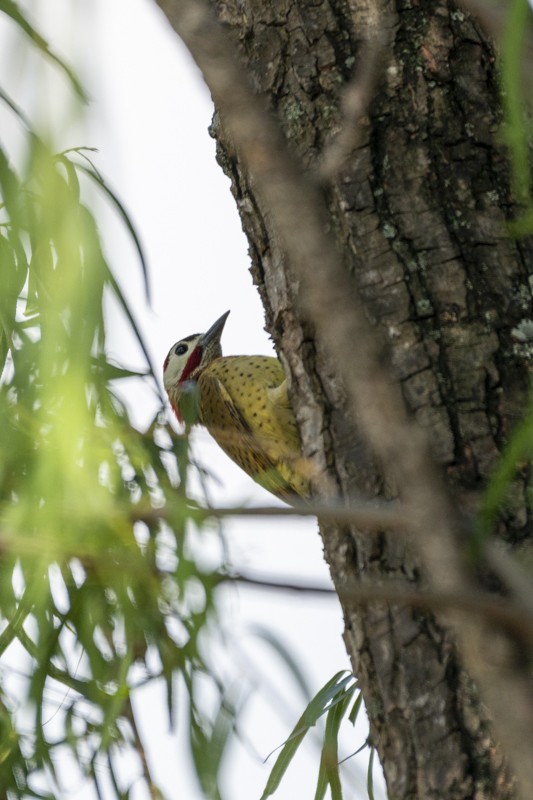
[163,311,309,501]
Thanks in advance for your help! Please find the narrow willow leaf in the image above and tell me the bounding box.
[367,746,375,800]
[99,656,133,754]
[474,398,533,553]
[0,146,21,224]
[0,85,31,128]
[55,153,81,203]
[323,691,352,800]
[74,160,151,302]
[348,690,363,726]
[314,682,356,800]
[314,763,328,800]
[501,0,533,235]
[260,721,308,800]
[103,267,165,404]
[204,695,237,797]
[247,624,313,702]
[302,672,355,728]
[260,672,354,800]
[188,695,223,800]
[0,0,87,101]
[91,356,150,382]
[0,329,8,374]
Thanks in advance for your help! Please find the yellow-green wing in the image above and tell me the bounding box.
[197,356,308,499]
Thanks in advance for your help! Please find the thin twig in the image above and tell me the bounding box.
[229,573,533,641]
[134,496,408,530]
[484,540,533,617]
[227,573,336,595]
[123,697,163,800]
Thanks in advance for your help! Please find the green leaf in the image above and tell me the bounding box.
[500,0,533,235]
[247,624,313,702]
[473,396,533,554]
[260,672,355,800]
[348,691,364,726]
[91,356,150,382]
[0,0,88,101]
[367,746,375,800]
[260,720,308,800]
[103,266,165,404]
[314,684,359,800]
[73,157,151,302]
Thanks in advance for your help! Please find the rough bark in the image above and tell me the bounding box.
[162,1,533,798]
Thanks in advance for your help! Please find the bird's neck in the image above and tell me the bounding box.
[167,378,201,426]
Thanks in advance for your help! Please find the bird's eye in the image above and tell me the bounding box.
[175,343,188,356]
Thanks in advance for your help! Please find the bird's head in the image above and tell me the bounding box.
[163,310,230,422]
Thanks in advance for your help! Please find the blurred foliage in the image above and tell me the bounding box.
[0,6,234,798]
[501,0,533,235]
[475,390,533,551]
[0,106,368,795]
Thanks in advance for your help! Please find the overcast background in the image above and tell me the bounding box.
[0,2,386,798]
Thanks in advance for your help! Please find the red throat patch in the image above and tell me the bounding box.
[179,347,203,383]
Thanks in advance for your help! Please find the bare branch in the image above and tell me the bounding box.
[134,496,408,531]
[229,573,336,595]
[230,572,533,642]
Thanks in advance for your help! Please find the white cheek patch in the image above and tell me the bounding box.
[163,356,184,390]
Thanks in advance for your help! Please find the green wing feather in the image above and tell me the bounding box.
[197,356,308,500]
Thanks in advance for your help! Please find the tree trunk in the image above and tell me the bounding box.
[164,1,533,797]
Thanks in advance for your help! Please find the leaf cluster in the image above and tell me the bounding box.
[0,9,231,796]
[260,671,372,800]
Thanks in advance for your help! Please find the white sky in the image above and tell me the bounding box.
[0,1,386,798]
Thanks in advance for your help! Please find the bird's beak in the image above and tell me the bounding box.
[199,310,230,347]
